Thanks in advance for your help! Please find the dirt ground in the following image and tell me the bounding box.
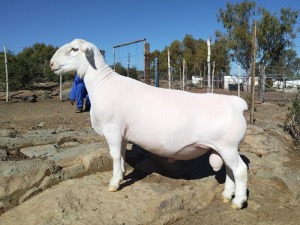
[0,98,91,132]
[1,88,300,225]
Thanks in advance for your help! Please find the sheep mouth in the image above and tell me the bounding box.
[51,66,64,75]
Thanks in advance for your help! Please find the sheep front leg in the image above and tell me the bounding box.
[106,136,125,192]
[121,140,127,175]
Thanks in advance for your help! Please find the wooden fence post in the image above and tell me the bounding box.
[250,20,256,124]
[144,42,150,85]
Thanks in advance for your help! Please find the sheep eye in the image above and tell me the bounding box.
[71,48,79,52]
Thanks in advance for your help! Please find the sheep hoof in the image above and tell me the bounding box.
[231,204,241,209]
[222,197,231,203]
[108,186,118,192]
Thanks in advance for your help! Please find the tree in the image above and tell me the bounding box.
[193,39,207,77]
[156,48,169,79]
[257,7,300,66]
[211,38,231,78]
[0,50,20,91]
[0,43,60,91]
[216,0,300,73]
[265,49,300,77]
[169,40,182,79]
[182,34,196,75]
[217,0,256,73]
[16,43,58,86]
[151,35,230,81]
[113,62,127,76]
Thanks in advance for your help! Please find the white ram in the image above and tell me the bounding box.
[50,39,248,209]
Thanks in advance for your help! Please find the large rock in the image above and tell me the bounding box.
[0,171,218,225]
[1,127,102,150]
[0,159,60,211]
[240,124,287,157]
[0,144,112,212]
[0,90,37,102]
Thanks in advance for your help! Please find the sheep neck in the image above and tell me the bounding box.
[83,60,117,100]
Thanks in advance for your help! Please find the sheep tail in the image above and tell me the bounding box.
[234,96,248,112]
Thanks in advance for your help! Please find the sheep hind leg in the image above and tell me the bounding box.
[209,151,233,202]
[231,157,248,209]
[219,148,248,209]
[222,165,235,203]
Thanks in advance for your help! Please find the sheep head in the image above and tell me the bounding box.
[50,39,99,78]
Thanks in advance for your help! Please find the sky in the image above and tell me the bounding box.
[1,0,299,73]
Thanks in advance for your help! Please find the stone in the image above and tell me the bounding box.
[0,159,59,212]
[0,130,13,137]
[21,144,58,158]
[0,149,8,158]
[37,122,46,128]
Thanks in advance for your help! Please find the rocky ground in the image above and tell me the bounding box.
[0,88,299,225]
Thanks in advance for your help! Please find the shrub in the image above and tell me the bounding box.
[284,96,300,147]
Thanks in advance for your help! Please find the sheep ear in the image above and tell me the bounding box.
[80,41,97,69]
[80,42,92,56]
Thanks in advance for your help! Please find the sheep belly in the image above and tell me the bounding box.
[168,144,211,160]
[136,141,211,161]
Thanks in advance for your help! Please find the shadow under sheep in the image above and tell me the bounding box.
[121,144,250,191]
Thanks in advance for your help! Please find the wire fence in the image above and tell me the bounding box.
[146,65,300,103]
[112,40,145,79]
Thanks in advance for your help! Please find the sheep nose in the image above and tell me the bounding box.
[50,62,54,68]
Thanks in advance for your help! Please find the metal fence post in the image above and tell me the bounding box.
[154,57,159,87]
